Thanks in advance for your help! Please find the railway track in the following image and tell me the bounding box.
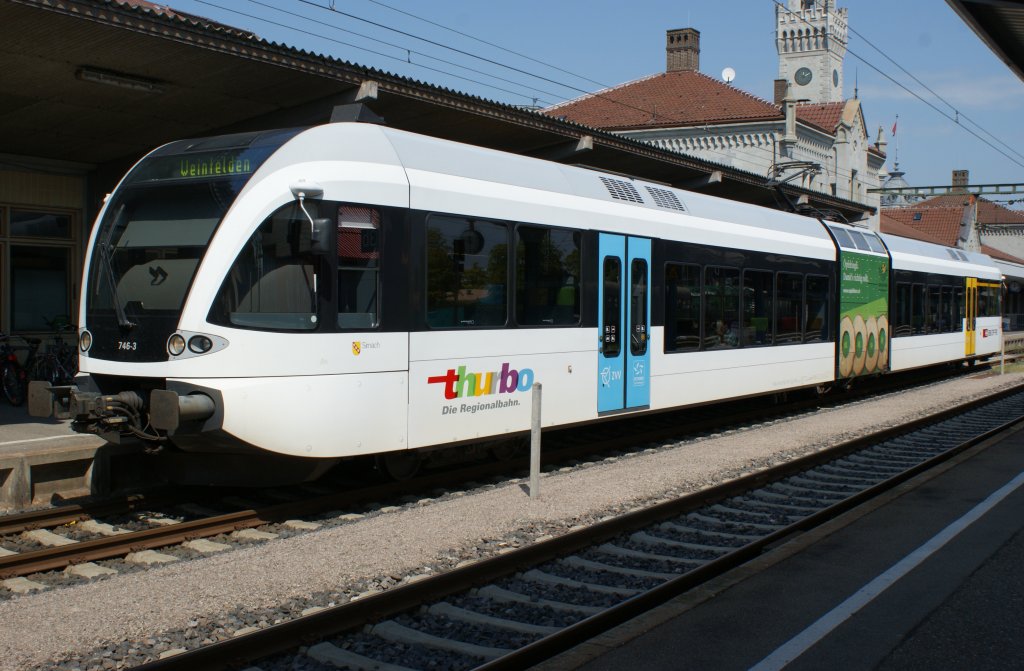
[0,368,988,589]
[127,383,1024,671]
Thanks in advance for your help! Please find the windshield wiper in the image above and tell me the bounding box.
[99,243,135,330]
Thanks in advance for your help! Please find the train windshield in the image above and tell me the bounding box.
[85,128,300,359]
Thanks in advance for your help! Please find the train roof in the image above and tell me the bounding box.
[879,231,1000,279]
[252,122,835,261]
[375,124,831,242]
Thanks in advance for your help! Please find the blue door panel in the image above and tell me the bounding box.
[625,236,651,409]
[598,233,651,414]
[597,233,626,413]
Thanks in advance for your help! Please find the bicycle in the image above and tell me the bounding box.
[0,333,24,407]
[0,323,78,406]
[40,317,78,385]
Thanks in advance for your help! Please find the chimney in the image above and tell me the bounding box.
[952,169,969,192]
[666,28,700,72]
[774,79,788,105]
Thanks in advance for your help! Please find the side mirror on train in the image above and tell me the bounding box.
[310,218,332,255]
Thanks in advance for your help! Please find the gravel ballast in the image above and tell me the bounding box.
[2,373,1022,670]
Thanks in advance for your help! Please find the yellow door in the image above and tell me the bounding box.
[965,278,977,356]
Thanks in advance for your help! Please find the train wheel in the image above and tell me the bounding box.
[376,451,422,481]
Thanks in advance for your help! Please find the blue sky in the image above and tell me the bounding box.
[170,0,1024,199]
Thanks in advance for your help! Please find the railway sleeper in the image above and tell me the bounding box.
[762,482,847,502]
[474,585,603,616]
[630,530,735,554]
[712,500,810,521]
[307,642,418,671]
[426,602,562,636]
[657,520,761,543]
[692,509,788,532]
[519,568,640,597]
[731,495,821,516]
[560,555,679,581]
[596,542,709,568]
[369,619,510,661]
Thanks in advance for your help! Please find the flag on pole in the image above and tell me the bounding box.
[891,118,898,136]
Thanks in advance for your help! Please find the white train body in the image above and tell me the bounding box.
[38,123,1003,483]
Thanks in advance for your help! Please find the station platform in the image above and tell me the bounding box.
[542,420,1024,670]
[0,402,107,509]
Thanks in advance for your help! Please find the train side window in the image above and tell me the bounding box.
[894,282,912,337]
[846,230,871,251]
[862,232,887,254]
[980,284,1000,317]
[337,206,380,329]
[940,286,953,333]
[426,216,508,328]
[630,258,648,356]
[515,226,581,326]
[742,269,773,346]
[829,226,855,249]
[602,256,621,357]
[911,283,925,334]
[804,275,830,342]
[664,263,701,352]
[704,266,740,350]
[953,285,965,330]
[209,202,320,331]
[925,285,941,333]
[776,272,803,345]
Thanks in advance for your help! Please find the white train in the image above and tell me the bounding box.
[30,123,1004,484]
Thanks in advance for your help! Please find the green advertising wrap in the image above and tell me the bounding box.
[838,251,889,377]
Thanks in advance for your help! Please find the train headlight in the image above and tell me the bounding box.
[187,335,213,354]
[79,330,92,352]
[167,334,186,356]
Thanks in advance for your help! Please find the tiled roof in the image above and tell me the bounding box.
[880,212,1024,264]
[912,195,1024,225]
[795,102,846,133]
[543,70,852,135]
[981,244,1024,264]
[879,212,949,245]
[543,71,781,130]
[881,207,963,246]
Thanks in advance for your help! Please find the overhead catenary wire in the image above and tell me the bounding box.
[193,0,870,186]
[843,20,1024,165]
[194,0,562,105]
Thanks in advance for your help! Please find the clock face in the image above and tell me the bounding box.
[833,69,839,86]
[795,67,813,86]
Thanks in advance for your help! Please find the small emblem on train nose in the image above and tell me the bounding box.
[352,341,361,356]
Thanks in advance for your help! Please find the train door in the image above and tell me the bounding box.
[965,277,977,356]
[597,233,651,413]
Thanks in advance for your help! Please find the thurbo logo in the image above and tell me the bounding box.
[428,363,535,400]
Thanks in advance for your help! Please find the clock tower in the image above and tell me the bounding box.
[776,0,847,103]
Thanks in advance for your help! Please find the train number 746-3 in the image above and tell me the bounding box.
[117,340,137,351]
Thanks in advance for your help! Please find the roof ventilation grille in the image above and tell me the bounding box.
[645,186,686,211]
[946,249,960,261]
[600,176,644,203]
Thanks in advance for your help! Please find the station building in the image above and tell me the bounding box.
[543,0,888,228]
